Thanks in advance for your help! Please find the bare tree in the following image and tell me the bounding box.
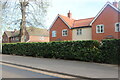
[1,0,50,42]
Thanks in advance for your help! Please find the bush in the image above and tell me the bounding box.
[2,39,120,64]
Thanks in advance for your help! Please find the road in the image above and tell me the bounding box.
[1,62,69,79]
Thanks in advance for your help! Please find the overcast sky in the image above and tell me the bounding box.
[45,0,119,28]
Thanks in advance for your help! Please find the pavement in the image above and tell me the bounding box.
[1,54,119,79]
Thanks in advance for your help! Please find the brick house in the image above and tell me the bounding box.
[90,2,120,41]
[49,11,94,41]
[2,27,49,43]
[49,1,120,42]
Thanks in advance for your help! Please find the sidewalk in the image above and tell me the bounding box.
[1,54,118,78]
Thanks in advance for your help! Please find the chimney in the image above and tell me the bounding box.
[113,0,118,8]
[68,10,72,19]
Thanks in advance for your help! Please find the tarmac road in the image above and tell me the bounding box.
[1,62,63,79]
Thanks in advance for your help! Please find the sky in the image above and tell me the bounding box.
[45,0,119,29]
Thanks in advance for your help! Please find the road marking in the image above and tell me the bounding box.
[1,62,76,78]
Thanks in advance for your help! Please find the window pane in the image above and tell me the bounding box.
[77,29,79,35]
[80,29,82,34]
[101,26,103,32]
[52,31,56,37]
[97,26,100,33]
[62,30,67,36]
[116,24,119,27]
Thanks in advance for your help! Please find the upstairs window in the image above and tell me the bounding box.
[96,24,104,33]
[77,29,82,35]
[115,23,120,32]
[62,29,68,36]
[52,31,56,37]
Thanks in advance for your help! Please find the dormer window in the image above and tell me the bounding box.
[115,23,120,32]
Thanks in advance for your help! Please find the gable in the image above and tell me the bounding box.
[50,15,71,30]
[90,2,120,25]
[54,17,70,29]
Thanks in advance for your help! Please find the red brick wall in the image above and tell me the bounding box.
[50,17,72,41]
[92,5,120,41]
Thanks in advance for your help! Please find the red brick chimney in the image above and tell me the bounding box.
[68,10,72,19]
[113,0,118,8]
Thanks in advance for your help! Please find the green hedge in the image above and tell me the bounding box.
[2,39,120,64]
[99,39,120,64]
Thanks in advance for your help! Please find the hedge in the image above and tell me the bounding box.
[99,39,120,64]
[2,39,120,64]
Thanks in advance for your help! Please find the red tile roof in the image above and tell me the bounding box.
[72,17,94,28]
[59,14,94,28]
[59,15,74,27]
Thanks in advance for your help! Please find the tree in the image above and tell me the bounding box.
[1,0,50,42]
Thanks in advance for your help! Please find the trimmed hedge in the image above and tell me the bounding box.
[2,39,120,64]
[99,39,120,64]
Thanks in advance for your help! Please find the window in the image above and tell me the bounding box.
[115,23,120,32]
[52,31,56,37]
[77,29,82,35]
[96,25,104,33]
[62,29,68,36]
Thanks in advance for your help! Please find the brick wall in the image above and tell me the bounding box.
[50,17,72,41]
[92,5,120,41]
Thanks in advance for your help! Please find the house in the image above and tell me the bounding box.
[90,1,120,41]
[2,27,49,43]
[49,1,120,42]
[49,11,94,41]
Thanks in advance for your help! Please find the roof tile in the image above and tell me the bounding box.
[59,15,94,28]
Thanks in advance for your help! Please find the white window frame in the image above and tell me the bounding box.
[77,29,82,35]
[62,29,68,36]
[115,22,120,32]
[52,30,56,37]
[96,24,104,33]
